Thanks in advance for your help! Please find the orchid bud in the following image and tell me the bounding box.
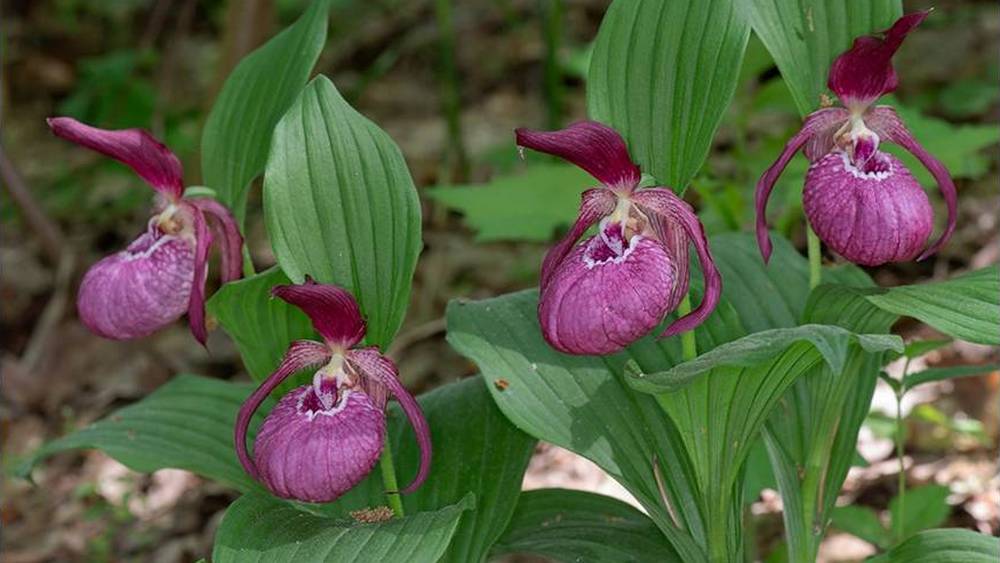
[515,121,721,356]
[234,280,431,504]
[754,12,957,267]
[48,117,244,343]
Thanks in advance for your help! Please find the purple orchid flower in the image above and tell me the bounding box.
[48,117,243,343]
[515,121,722,356]
[234,279,431,503]
[755,11,957,267]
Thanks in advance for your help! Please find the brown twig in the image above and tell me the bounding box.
[386,317,447,360]
[0,145,65,263]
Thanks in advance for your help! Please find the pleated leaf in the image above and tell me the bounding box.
[587,0,750,189]
[868,529,1000,563]
[263,75,422,348]
[212,493,473,563]
[491,489,679,562]
[201,0,332,222]
[745,0,902,116]
[865,266,1000,346]
[206,266,317,383]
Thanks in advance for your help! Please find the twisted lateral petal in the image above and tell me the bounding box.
[867,106,957,260]
[234,340,332,480]
[541,188,616,289]
[47,117,184,200]
[638,202,691,314]
[272,280,366,348]
[754,108,850,262]
[77,225,195,340]
[827,12,928,108]
[804,151,932,266]
[538,226,677,355]
[515,121,641,189]
[191,197,244,282]
[252,381,385,503]
[347,348,431,493]
[186,205,213,345]
[632,188,721,337]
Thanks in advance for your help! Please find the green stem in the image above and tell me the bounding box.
[241,245,255,277]
[434,0,468,182]
[894,358,911,543]
[806,224,821,289]
[678,294,696,360]
[379,440,404,518]
[540,0,564,129]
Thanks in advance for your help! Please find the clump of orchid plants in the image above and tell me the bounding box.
[755,11,957,267]
[234,279,431,503]
[48,117,244,343]
[515,121,721,355]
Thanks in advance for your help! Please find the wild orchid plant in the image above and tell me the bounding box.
[22,2,999,563]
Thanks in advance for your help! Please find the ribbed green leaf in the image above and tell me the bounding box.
[491,489,679,562]
[626,325,901,393]
[201,0,332,222]
[865,267,1000,346]
[588,0,750,189]
[16,375,264,493]
[263,75,422,348]
[745,0,902,116]
[206,267,317,383]
[212,493,473,563]
[868,529,999,563]
[904,364,999,392]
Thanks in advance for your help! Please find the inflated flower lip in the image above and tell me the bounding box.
[754,11,957,267]
[516,120,721,355]
[234,279,431,503]
[48,117,243,343]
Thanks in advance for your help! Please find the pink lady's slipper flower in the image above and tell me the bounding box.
[755,12,956,267]
[516,121,721,356]
[48,117,243,343]
[234,280,430,503]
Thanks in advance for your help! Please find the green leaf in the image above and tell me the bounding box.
[902,338,953,359]
[888,485,951,540]
[383,376,536,563]
[17,375,262,493]
[868,529,999,563]
[830,505,890,548]
[263,75,422,348]
[865,267,1000,346]
[207,267,317,384]
[626,324,901,394]
[904,364,999,392]
[491,489,679,562]
[425,164,593,242]
[588,0,750,188]
[212,493,474,563]
[745,1,902,116]
[202,0,332,222]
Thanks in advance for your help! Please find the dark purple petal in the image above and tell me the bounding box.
[515,121,641,190]
[347,348,431,494]
[827,12,928,108]
[867,106,957,260]
[253,380,386,503]
[272,281,366,348]
[234,340,332,482]
[538,225,678,355]
[187,204,213,346]
[804,150,933,266]
[541,188,617,290]
[47,117,184,200]
[754,108,850,262]
[191,197,244,283]
[632,188,721,338]
[77,223,195,340]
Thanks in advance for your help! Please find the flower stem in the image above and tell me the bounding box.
[894,358,911,543]
[806,224,821,289]
[540,0,564,129]
[241,245,256,277]
[678,294,696,360]
[379,439,405,518]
